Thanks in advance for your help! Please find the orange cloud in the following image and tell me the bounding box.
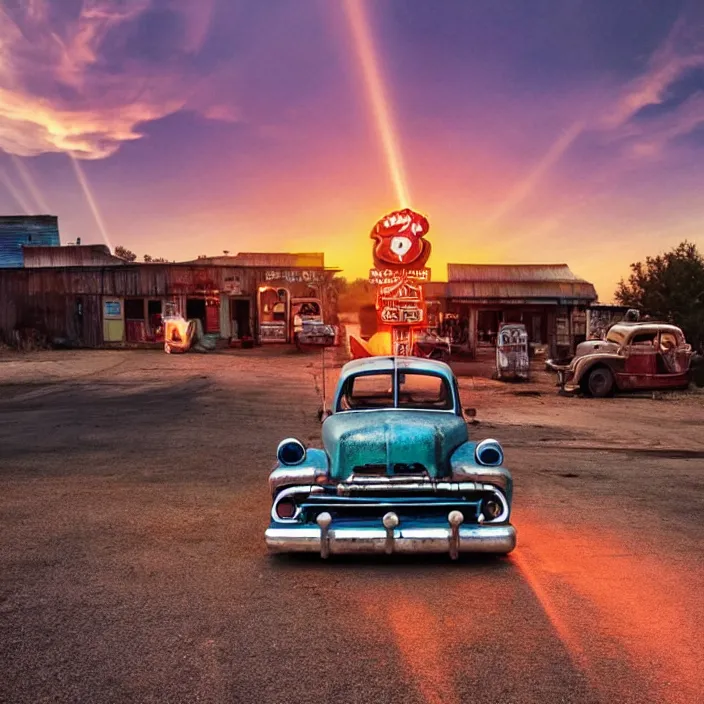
[0,0,230,160]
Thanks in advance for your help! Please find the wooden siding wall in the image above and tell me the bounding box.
[0,290,103,347]
[0,265,258,346]
[0,265,338,347]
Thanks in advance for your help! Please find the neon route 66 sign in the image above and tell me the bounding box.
[369,268,430,285]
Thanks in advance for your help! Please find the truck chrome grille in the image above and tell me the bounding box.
[300,495,483,524]
[351,463,429,477]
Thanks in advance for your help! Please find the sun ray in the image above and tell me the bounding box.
[69,154,113,250]
[485,121,584,228]
[0,168,33,214]
[342,0,411,208]
[11,155,51,213]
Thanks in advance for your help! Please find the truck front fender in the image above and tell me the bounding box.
[450,442,513,501]
[573,354,624,387]
[268,448,329,495]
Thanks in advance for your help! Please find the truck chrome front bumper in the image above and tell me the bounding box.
[266,519,516,558]
[546,361,576,390]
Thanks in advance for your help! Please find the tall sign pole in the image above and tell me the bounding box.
[368,209,431,356]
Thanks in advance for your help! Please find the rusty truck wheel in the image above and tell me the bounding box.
[585,366,614,398]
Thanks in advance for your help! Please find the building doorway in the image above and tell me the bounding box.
[258,287,289,342]
[147,300,163,341]
[125,297,147,342]
[503,309,523,324]
[231,298,252,339]
[103,298,124,343]
[477,310,500,346]
[186,297,220,334]
[528,313,545,345]
[186,298,206,326]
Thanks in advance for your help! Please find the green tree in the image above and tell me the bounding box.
[615,241,704,351]
[114,245,137,262]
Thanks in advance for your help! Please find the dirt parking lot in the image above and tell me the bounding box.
[1,348,703,704]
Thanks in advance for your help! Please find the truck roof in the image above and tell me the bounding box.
[340,356,453,377]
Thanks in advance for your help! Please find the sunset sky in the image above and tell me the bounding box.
[1,0,703,301]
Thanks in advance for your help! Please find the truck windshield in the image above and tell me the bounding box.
[339,373,393,410]
[606,328,625,345]
[338,371,453,411]
[398,371,453,410]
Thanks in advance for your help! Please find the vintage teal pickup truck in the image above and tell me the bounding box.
[265,356,516,559]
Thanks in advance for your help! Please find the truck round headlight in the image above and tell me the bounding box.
[275,498,297,520]
[475,439,504,466]
[277,438,306,466]
[482,498,503,520]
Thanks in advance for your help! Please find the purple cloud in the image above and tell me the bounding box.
[0,0,232,159]
[601,8,704,156]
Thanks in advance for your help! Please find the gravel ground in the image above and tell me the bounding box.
[0,348,702,704]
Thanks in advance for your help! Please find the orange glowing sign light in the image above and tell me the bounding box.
[370,208,431,269]
[364,208,432,356]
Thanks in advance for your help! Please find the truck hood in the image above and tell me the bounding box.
[574,339,620,359]
[322,410,468,480]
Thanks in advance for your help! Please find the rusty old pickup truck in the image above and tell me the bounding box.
[547,321,692,397]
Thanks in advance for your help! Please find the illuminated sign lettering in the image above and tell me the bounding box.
[265,270,324,283]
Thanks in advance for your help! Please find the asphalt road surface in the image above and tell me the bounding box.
[1,349,702,704]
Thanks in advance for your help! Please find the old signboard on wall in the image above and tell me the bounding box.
[264,269,325,284]
[223,276,242,294]
[104,300,122,318]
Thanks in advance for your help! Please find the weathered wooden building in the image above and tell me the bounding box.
[425,263,598,358]
[0,250,338,348]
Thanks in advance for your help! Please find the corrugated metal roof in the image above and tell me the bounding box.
[23,245,124,268]
[0,216,60,268]
[183,252,325,268]
[447,263,589,283]
[425,279,597,302]
[234,252,324,268]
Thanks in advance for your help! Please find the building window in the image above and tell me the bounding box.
[124,298,145,320]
